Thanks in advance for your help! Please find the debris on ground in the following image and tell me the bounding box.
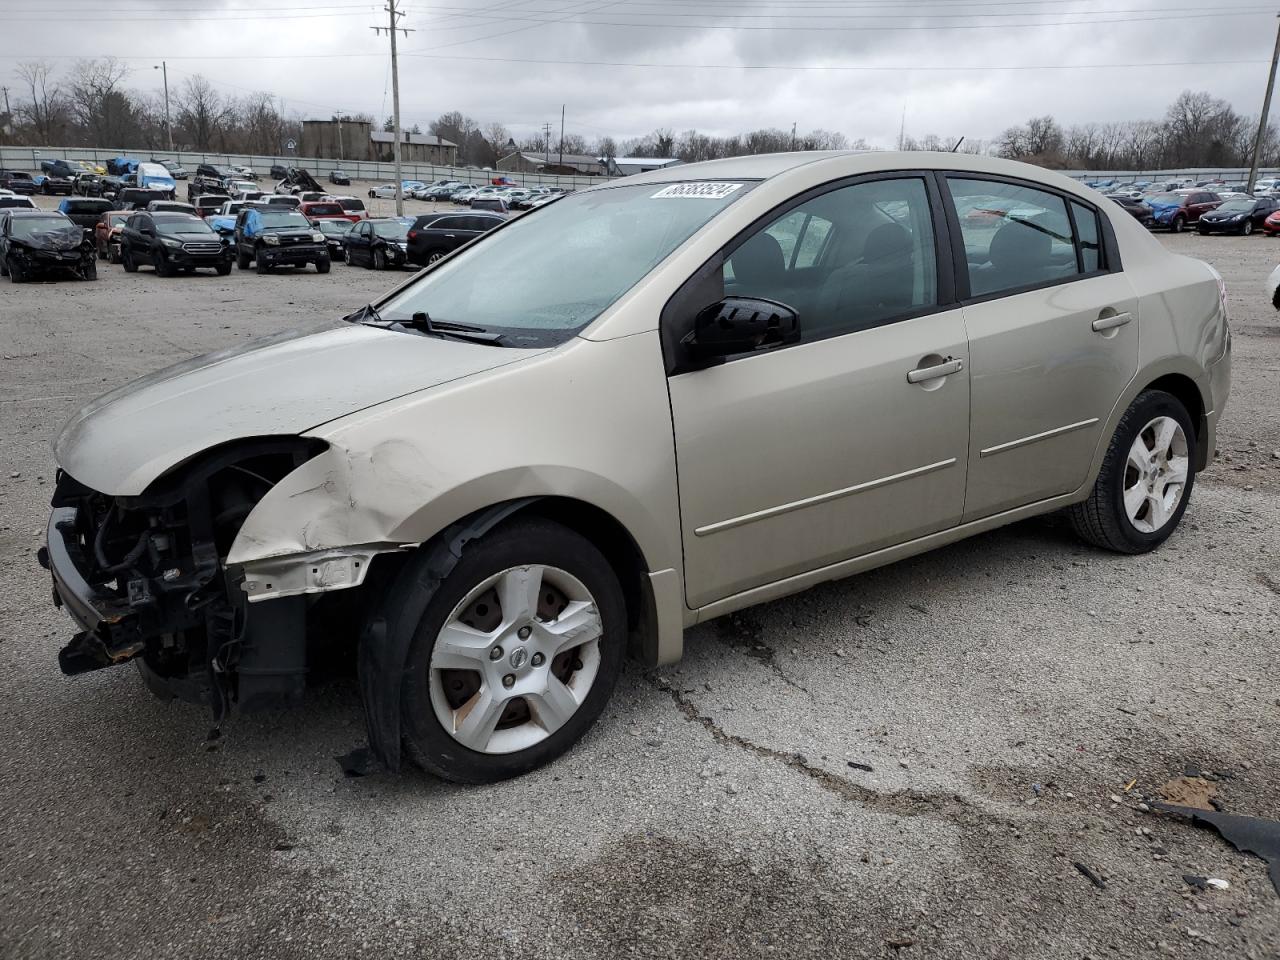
[846,761,874,772]
[1157,776,1217,811]
[1152,802,1280,895]
[1073,861,1107,890]
[1184,875,1232,891]
[336,746,373,778]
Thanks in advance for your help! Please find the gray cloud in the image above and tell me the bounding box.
[0,0,1273,148]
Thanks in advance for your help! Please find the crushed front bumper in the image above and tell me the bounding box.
[39,506,145,675]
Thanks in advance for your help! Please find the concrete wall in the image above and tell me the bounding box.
[0,144,610,191]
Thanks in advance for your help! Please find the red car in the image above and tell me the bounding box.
[1263,209,1280,236]
[298,200,358,223]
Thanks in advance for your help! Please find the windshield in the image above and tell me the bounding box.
[373,220,410,239]
[317,219,351,235]
[306,202,344,217]
[338,198,364,211]
[1148,192,1184,204]
[157,218,214,236]
[1216,199,1254,213]
[12,216,72,237]
[379,180,754,345]
[259,210,309,228]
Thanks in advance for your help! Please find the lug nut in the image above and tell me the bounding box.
[517,625,532,640]
[531,652,545,667]
[489,646,504,661]
[502,674,516,688]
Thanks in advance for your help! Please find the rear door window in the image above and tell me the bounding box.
[946,177,1083,298]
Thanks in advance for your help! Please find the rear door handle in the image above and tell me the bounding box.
[907,357,964,384]
[1092,312,1132,332]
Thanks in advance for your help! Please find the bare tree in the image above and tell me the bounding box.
[175,75,232,150]
[66,58,134,145]
[15,60,65,144]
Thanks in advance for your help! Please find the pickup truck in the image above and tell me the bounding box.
[233,206,330,274]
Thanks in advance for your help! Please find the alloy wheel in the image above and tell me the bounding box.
[1123,416,1190,534]
[428,564,603,755]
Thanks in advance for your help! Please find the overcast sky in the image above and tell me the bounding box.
[0,0,1276,148]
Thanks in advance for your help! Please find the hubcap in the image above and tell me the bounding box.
[428,564,603,755]
[1123,416,1189,534]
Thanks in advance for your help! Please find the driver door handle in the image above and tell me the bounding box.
[1092,312,1132,332]
[907,357,964,384]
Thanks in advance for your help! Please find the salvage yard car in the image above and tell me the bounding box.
[406,210,505,265]
[233,206,330,273]
[342,216,411,269]
[119,211,233,277]
[1197,196,1278,235]
[1,209,96,281]
[40,152,1231,784]
[94,210,132,262]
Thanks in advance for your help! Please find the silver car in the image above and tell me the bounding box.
[42,152,1231,783]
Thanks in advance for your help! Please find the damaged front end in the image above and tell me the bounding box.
[40,437,329,716]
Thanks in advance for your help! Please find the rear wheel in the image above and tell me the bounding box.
[394,518,626,784]
[1068,389,1196,554]
[426,250,446,265]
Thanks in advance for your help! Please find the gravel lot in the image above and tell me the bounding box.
[1,200,1277,959]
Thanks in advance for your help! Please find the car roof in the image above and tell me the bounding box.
[151,211,200,220]
[9,209,67,217]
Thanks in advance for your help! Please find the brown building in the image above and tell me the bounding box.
[301,119,458,166]
[496,151,608,176]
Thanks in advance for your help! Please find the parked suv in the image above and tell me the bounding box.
[1144,191,1221,232]
[40,153,1231,785]
[406,211,504,265]
[233,206,330,273]
[0,171,38,195]
[119,211,233,276]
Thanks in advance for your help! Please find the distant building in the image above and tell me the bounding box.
[369,130,458,165]
[603,156,683,177]
[497,152,608,176]
[301,119,458,165]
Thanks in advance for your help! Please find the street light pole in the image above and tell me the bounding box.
[154,62,172,153]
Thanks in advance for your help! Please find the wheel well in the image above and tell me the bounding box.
[512,497,659,665]
[1145,373,1207,468]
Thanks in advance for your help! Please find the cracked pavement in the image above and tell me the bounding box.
[1,226,1278,959]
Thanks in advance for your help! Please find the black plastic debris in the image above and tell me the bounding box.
[336,746,373,778]
[847,761,874,772]
[1152,802,1280,895]
[1183,874,1209,890]
[1073,861,1106,890]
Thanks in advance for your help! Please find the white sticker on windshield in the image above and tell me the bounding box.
[651,182,743,200]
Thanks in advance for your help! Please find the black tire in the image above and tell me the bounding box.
[426,249,446,265]
[108,243,120,264]
[122,247,138,273]
[255,246,269,274]
[81,258,97,281]
[215,261,231,276]
[1242,220,1255,236]
[315,256,331,274]
[236,246,250,270]
[6,257,21,283]
[373,247,387,270]
[344,246,352,266]
[1197,226,1209,236]
[1068,389,1197,554]
[153,250,173,277]
[392,518,627,784]
[1171,215,1185,234]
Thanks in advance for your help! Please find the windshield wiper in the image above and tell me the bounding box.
[343,304,504,344]
[401,311,505,345]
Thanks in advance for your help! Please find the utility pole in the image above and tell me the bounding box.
[1247,14,1280,195]
[1,86,11,141]
[790,121,796,151]
[337,113,344,161]
[559,104,565,168]
[542,122,553,166]
[154,62,172,153]
[372,0,414,215]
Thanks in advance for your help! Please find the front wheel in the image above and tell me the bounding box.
[236,246,250,270]
[1068,389,1196,554]
[255,246,269,274]
[122,247,138,273]
[215,261,232,276]
[315,256,331,274]
[81,257,97,281]
[373,247,387,270]
[1171,216,1185,234]
[394,518,626,784]
[344,246,352,266]
[1242,220,1255,236]
[7,257,25,283]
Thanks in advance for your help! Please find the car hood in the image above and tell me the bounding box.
[14,226,85,251]
[54,322,546,494]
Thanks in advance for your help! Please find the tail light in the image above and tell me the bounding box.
[408,230,418,240]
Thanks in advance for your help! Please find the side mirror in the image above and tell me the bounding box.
[681,296,800,362]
